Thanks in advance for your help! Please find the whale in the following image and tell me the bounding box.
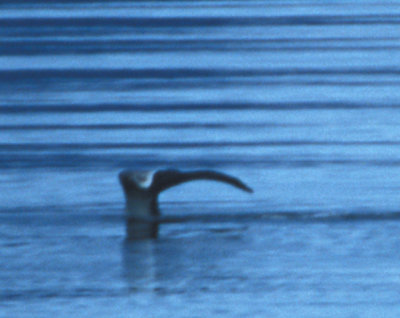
[118,169,253,239]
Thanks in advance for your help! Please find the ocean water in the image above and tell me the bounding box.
[2,0,400,317]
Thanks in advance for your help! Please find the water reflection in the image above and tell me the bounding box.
[121,227,247,294]
[121,240,157,292]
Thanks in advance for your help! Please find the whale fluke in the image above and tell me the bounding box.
[118,169,253,239]
[151,169,253,194]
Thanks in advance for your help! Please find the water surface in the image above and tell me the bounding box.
[2,1,400,317]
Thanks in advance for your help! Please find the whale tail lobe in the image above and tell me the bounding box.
[151,169,253,194]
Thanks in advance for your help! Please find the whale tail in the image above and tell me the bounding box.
[151,169,253,194]
[119,169,253,240]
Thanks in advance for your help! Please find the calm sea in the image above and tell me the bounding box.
[2,1,400,317]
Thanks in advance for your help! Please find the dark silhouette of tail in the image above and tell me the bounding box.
[151,169,253,194]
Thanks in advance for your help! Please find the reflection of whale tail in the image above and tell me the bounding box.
[125,217,159,240]
[122,240,156,286]
[119,169,253,240]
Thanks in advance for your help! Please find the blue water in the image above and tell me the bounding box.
[2,1,400,317]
